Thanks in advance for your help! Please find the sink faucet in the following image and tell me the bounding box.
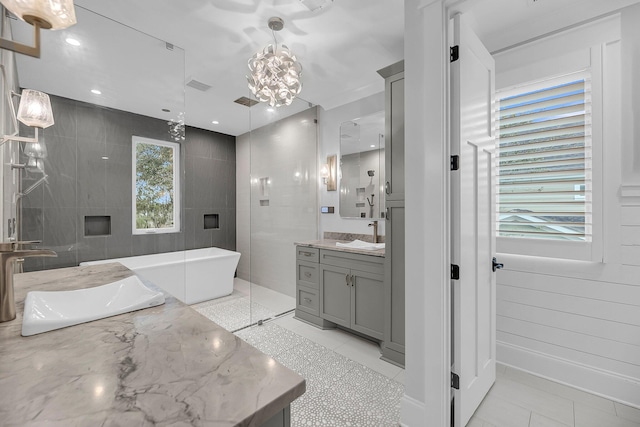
[0,241,57,322]
[368,220,379,244]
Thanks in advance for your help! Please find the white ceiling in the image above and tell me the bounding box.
[9,0,639,137]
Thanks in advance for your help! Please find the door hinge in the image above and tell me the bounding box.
[450,45,459,62]
[451,264,460,280]
[450,155,459,171]
[451,372,460,390]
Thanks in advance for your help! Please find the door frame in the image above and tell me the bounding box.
[402,0,477,425]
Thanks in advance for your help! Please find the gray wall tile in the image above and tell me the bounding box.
[21,94,236,271]
[42,135,77,209]
[76,103,106,142]
[48,96,77,141]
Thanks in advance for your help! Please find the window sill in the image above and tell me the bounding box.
[132,228,180,236]
[497,236,602,262]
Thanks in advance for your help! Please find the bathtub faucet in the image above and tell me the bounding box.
[0,241,57,322]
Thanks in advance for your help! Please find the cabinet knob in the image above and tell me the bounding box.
[304,272,312,278]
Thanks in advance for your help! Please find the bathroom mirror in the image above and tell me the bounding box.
[339,111,385,219]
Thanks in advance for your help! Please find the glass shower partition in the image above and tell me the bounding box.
[242,97,319,330]
[10,6,188,304]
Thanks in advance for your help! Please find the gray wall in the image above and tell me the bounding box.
[21,95,236,271]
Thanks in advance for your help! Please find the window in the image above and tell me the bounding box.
[496,70,592,242]
[132,136,180,234]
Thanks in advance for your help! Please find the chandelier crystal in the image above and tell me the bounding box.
[247,17,302,107]
[168,112,185,141]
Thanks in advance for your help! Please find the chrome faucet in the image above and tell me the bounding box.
[0,241,57,322]
[368,220,379,244]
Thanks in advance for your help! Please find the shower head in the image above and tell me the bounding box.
[367,170,375,177]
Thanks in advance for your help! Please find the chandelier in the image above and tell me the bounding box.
[168,112,185,141]
[247,17,302,108]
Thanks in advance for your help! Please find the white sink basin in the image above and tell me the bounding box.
[21,275,165,336]
[335,239,385,250]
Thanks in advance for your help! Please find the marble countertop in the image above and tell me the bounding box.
[295,239,385,257]
[0,263,305,426]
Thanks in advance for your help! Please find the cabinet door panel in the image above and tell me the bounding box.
[320,265,351,328]
[385,202,405,350]
[352,270,384,340]
[385,73,405,201]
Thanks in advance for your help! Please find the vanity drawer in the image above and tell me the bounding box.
[296,246,319,262]
[320,249,384,275]
[297,260,319,288]
[297,286,319,316]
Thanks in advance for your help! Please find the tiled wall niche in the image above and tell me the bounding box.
[20,94,236,271]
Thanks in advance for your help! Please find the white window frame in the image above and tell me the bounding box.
[495,42,608,262]
[132,136,181,235]
[497,70,593,239]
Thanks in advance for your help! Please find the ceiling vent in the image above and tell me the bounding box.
[300,0,333,12]
[186,79,212,92]
[234,96,259,107]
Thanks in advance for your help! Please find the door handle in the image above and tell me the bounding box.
[492,257,504,272]
[385,181,391,195]
[346,273,350,286]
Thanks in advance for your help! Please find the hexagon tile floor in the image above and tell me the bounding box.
[235,322,404,426]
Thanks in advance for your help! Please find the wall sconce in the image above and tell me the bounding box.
[0,0,77,58]
[1,88,54,147]
[323,154,337,191]
[320,163,330,183]
[23,138,47,170]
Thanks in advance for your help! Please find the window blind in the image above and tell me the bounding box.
[497,70,592,241]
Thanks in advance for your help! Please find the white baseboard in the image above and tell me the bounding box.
[498,341,640,409]
[400,394,428,427]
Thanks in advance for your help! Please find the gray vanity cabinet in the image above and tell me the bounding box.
[379,60,406,366]
[319,249,384,340]
[295,245,384,340]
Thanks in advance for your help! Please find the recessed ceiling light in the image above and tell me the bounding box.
[65,38,80,46]
[370,145,376,148]
[101,156,109,160]
[267,108,275,112]
[91,89,102,95]
[212,120,219,124]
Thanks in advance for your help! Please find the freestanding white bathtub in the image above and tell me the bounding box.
[81,248,241,305]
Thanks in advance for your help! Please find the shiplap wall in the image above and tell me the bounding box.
[494,10,640,408]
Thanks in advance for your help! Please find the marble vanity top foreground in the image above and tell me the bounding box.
[295,239,385,257]
[0,263,305,427]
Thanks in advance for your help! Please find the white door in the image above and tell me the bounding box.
[450,13,497,427]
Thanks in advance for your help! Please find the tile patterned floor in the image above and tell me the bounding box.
[192,290,276,332]
[196,280,640,427]
[235,322,404,426]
